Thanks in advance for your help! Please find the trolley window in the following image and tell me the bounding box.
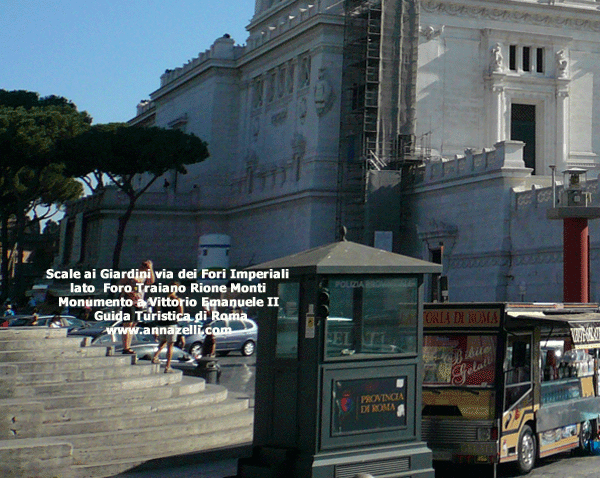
[423,335,497,387]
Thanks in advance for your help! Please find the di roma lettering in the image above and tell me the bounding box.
[424,309,501,327]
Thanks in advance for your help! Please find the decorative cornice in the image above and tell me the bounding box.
[512,250,562,266]
[449,248,564,269]
[449,253,511,269]
[421,0,600,33]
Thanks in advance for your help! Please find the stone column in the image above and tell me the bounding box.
[555,85,569,169]
[491,84,505,144]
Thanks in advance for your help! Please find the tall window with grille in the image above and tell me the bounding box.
[511,104,536,173]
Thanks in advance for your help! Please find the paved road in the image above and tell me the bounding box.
[117,356,600,477]
[116,459,238,478]
[435,453,600,478]
[215,354,255,402]
[118,449,600,478]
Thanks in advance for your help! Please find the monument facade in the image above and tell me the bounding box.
[61,0,600,302]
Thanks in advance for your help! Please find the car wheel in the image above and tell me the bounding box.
[516,424,536,474]
[241,340,255,356]
[579,420,592,453]
[189,342,202,356]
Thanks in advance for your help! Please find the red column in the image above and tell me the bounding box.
[563,217,589,302]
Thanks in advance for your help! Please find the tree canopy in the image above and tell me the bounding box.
[0,94,89,219]
[58,123,210,269]
[0,89,80,111]
[0,90,90,299]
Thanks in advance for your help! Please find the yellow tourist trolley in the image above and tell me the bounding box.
[422,303,600,475]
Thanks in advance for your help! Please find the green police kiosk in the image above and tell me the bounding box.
[237,239,441,478]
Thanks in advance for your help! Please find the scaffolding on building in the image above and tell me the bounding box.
[335,0,424,243]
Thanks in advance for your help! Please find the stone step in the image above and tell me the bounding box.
[0,327,69,340]
[0,345,109,362]
[69,408,253,451]
[15,361,159,385]
[0,437,74,478]
[11,355,133,374]
[0,399,46,439]
[43,396,249,437]
[11,368,183,398]
[43,383,228,423]
[72,426,253,478]
[35,375,205,410]
[0,383,223,440]
[0,328,252,478]
[0,335,89,351]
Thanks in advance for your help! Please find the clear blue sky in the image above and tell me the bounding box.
[2,0,254,124]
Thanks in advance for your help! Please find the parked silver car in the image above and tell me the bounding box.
[183,318,258,357]
[7,314,89,332]
[90,332,197,372]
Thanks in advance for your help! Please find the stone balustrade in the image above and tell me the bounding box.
[160,36,246,87]
[246,2,320,52]
[413,140,526,185]
[68,186,204,214]
[411,140,600,213]
[158,3,327,89]
[136,99,154,116]
[514,177,600,212]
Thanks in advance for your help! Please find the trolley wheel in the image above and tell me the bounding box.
[516,424,536,475]
[579,420,592,452]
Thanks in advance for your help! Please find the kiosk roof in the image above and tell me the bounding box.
[248,240,442,275]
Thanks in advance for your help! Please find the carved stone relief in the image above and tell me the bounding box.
[251,116,260,141]
[314,67,335,117]
[490,43,503,73]
[298,97,308,124]
[286,62,295,94]
[556,49,568,79]
[419,25,444,40]
[251,78,263,109]
[292,133,306,181]
[299,55,311,88]
[422,1,600,33]
[271,110,288,126]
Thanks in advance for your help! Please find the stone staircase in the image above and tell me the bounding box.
[0,327,253,478]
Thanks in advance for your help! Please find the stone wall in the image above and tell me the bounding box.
[405,140,600,302]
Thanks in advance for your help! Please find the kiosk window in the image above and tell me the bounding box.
[325,277,418,358]
[276,282,300,358]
